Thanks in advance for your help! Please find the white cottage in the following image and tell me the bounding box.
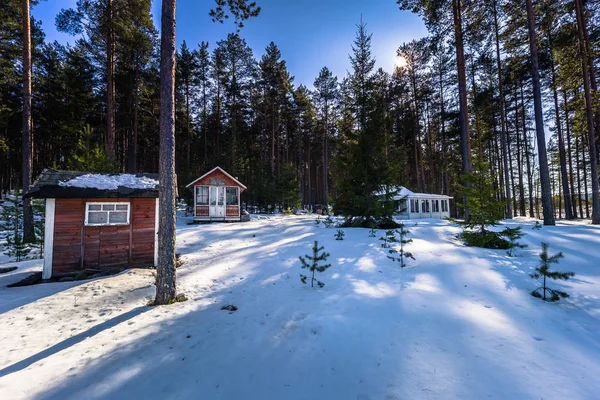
[386,186,452,219]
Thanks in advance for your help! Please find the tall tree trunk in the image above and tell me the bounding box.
[155,0,177,305]
[563,90,578,218]
[186,76,191,174]
[515,85,525,216]
[127,67,140,173]
[493,0,512,219]
[549,40,572,219]
[452,0,472,218]
[525,0,555,224]
[520,84,534,218]
[22,0,34,242]
[452,0,472,176]
[574,0,600,224]
[323,100,329,206]
[106,0,116,160]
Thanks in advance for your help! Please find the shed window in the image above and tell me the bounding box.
[433,200,439,212]
[442,200,448,212]
[85,202,130,226]
[196,186,209,205]
[209,178,226,186]
[226,187,239,205]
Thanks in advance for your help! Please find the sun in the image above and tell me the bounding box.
[394,55,407,69]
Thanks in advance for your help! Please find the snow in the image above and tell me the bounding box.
[0,216,599,399]
[58,174,158,190]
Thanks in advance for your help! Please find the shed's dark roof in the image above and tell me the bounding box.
[25,169,159,199]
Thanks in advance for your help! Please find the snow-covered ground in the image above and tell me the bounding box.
[0,215,599,400]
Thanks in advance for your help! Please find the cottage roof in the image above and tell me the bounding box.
[185,166,247,190]
[378,185,453,200]
[24,169,159,199]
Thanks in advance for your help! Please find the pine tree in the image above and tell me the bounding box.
[334,229,345,240]
[299,241,331,288]
[458,154,505,234]
[530,242,574,302]
[386,224,414,268]
[333,21,395,226]
[1,190,30,262]
[501,226,527,256]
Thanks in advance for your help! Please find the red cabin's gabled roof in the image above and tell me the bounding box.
[185,166,247,190]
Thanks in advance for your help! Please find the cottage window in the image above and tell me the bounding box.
[422,200,430,213]
[85,202,130,226]
[226,187,239,205]
[433,200,439,212]
[196,186,209,205]
[410,199,419,213]
[442,200,448,212]
[398,199,407,213]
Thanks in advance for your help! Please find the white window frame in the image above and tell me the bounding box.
[85,202,131,226]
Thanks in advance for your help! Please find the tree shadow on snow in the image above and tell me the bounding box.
[0,306,150,379]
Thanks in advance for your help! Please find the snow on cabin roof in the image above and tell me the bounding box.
[377,185,452,200]
[59,174,158,190]
[25,169,160,199]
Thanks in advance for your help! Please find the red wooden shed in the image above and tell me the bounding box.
[25,169,159,279]
[186,166,246,222]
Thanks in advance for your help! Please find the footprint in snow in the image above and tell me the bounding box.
[484,305,492,309]
[531,336,543,341]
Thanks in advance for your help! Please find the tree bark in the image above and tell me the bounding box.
[525,0,555,225]
[22,0,34,243]
[574,0,600,224]
[155,0,177,305]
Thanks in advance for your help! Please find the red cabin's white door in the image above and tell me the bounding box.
[209,186,226,218]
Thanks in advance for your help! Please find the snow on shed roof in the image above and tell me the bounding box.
[378,185,452,200]
[25,169,160,199]
[59,173,158,190]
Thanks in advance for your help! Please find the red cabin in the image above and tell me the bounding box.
[25,169,159,279]
[186,167,246,222]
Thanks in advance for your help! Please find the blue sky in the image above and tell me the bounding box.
[32,0,427,87]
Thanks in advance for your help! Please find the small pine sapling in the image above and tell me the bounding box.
[299,240,332,288]
[532,221,542,230]
[368,227,376,237]
[530,242,575,302]
[501,226,527,256]
[314,216,321,226]
[323,215,335,228]
[379,229,395,248]
[334,229,345,240]
[387,224,414,267]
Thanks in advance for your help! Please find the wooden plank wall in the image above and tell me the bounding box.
[52,198,156,275]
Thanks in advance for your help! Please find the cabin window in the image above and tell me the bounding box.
[85,202,130,226]
[433,200,439,212]
[209,178,226,186]
[442,200,448,212]
[196,186,209,205]
[226,187,239,205]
